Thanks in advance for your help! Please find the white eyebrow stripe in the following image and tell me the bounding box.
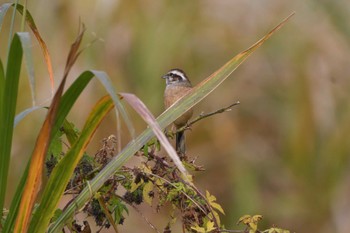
[170,70,187,80]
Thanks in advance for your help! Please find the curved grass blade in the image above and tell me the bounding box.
[11,72,96,165]
[49,13,294,232]
[0,33,23,219]
[122,93,189,180]
[14,106,44,127]
[9,30,36,107]
[2,163,29,233]
[50,70,134,144]
[17,31,36,105]
[0,3,12,33]
[0,3,55,94]
[14,70,99,140]
[51,71,94,139]
[29,96,114,233]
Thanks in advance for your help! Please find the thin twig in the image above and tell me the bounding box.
[176,101,240,133]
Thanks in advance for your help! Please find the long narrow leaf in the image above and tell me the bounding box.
[29,96,114,233]
[122,93,189,180]
[14,106,44,127]
[2,163,30,233]
[49,13,294,233]
[0,33,23,219]
[0,59,4,111]
[0,3,55,94]
[18,29,36,105]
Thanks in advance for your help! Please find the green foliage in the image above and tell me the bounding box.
[110,197,128,225]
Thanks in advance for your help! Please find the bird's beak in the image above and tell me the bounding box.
[162,74,168,79]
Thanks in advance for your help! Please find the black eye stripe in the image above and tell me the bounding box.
[169,73,185,80]
[164,69,188,82]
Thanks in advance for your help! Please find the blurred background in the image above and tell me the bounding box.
[2,0,350,232]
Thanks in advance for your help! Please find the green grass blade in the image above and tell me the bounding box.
[0,33,23,218]
[0,59,4,111]
[50,71,94,139]
[14,69,132,148]
[0,3,38,105]
[50,70,133,141]
[2,163,30,233]
[61,119,79,145]
[49,13,294,232]
[29,96,114,233]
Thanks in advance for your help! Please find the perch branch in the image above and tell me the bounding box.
[176,100,240,133]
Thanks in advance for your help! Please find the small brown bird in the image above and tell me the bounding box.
[162,69,193,155]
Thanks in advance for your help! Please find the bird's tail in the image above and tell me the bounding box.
[176,131,186,155]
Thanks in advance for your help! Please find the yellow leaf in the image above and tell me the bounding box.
[180,173,193,182]
[206,221,215,232]
[237,215,251,225]
[206,191,225,215]
[249,221,258,231]
[211,211,221,226]
[252,215,263,222]
[210,202,225,215]
[155,178,164,186]
[191,224,206,233]
[143,182,154,205]
[237,214,263,231]
[206,190,216,202]
[141,164,152,174]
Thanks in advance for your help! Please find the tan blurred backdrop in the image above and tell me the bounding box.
[2,0,350,232]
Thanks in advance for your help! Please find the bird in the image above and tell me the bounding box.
[162,68,193,156]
